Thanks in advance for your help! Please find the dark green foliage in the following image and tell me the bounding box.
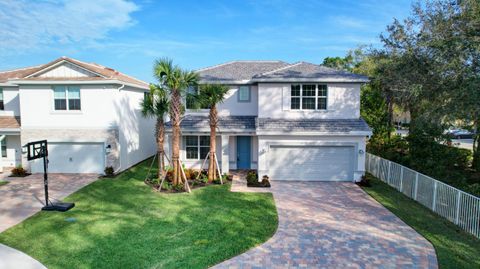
[246,171,271,187]
[368,136,478,196]
[362,174,480,269]
[104,166,114,177]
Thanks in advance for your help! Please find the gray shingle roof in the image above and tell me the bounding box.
[166,115,371,134]
[256,118,371,134]
[252,62,368,82]
[197,61,289,83]
[196,61,368,83]
[166,115,256,132]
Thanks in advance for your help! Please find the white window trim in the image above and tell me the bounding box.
[291,84,328,111]
[238,86,251,102]
[185,136,210,160]
[52,86,82,112]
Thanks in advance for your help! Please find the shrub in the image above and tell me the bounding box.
[356,174,371,187]
[104,166,114,177]
[183,168,195,180]
[10,166,27,177]
[246,170,258,185]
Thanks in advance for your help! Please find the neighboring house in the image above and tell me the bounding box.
[165,61,372,181]
[0,56,155,174]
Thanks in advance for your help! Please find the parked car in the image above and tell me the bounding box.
[446,129,474,139]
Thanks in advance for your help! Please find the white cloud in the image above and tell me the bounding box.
[0,0,138,54]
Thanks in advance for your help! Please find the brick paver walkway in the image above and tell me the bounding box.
[0,173,98,232]
[214,181,438,269]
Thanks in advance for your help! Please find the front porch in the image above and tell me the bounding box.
[0,116,22,173]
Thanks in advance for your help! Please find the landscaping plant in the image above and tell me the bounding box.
[153,58,198,187]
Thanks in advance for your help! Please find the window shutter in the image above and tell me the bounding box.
[282,85,290,111]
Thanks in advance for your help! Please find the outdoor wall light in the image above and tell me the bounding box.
[106,144,112,154]
[359,149,365,155]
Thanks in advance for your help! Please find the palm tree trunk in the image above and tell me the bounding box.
[170,89,182,186]
[156,118,165,179]
[208,104,217,182]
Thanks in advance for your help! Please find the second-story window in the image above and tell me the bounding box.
[54,86,81,111]
[0,88,4,110]
[238,86,250,102]
[291,84,328,110]
[186,86,209,109]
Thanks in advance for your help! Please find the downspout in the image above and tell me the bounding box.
[113,84,125,174]
[0,135,5,173]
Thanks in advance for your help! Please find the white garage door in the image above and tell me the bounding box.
[32,142,104,174]
[269,146,354,181]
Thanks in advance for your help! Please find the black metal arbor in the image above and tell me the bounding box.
[25,140,75,212]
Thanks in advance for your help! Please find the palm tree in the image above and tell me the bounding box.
[141,84,169,179]
[154,58,198,186]
[197,84,230,182]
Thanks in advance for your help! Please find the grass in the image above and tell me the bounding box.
[0,159,278,269]
[0,180,8,186]
[361,174,480,269]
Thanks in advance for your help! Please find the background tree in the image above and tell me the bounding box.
[141,84,169,179]
[196,84,229,182]
[153,58,198,186]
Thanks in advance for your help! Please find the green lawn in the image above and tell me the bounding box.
[0,180,8,186]
[0,159,278,269]
[361,174,480,269]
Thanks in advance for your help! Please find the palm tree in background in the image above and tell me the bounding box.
[141,84,169,179]
[153,58,198,186]
[197,84,230,182]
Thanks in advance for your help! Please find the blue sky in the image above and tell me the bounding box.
[0,0,414,82]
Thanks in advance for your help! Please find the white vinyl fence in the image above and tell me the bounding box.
[366,153,480,238]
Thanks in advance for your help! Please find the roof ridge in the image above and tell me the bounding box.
[254,61,303,77]
[195,60,286,72]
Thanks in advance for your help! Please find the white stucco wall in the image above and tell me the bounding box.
[19,84,122,128]
[3,135,21,167]
[0,86,20,116]
[257,135,367,181]
[117,86,156,170]
[257,83,360,119]
[186,85,258,116]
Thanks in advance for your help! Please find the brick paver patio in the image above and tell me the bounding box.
[214,180,438,269]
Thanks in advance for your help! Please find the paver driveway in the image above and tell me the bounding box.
[0,173,98,232]
[215,181,438,269]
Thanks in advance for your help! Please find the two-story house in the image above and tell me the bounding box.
[0,57,155,174]
[166,61,371,181]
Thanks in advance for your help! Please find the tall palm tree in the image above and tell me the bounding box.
[197,84,230,182]
[154,58,198,186]
[141,84,169,179]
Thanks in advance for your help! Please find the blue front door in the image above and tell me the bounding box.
[236,136,251,169]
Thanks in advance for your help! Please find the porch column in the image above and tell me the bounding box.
[0,135,3,173]
[221,135,229,173]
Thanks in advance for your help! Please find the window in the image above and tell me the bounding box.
[317,85,327,110]
[290,84,328,110]
[0,88,4,110]
[54,86,81,111]
[238,86,250,102]
[1,137,6,158]
[185,136,210,159]
[185,86,209,109]
[144,91,149,101]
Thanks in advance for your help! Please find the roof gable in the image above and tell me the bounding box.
[0,56,149,89]
[28,61,103,79]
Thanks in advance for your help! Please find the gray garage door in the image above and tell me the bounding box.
[31,142,104,174]
[268,146,354,181]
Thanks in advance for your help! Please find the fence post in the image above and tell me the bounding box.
[455,191,461,225]
[387,161,392,183]
[399,166,404,192]
[432,181,438,211]
[376,156,380,178]
[414,173,419,200]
